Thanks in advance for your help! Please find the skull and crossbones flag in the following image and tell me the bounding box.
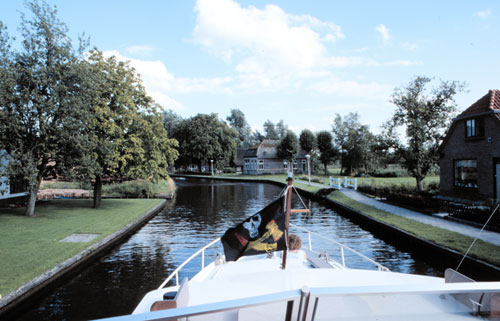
[221,196,286,262]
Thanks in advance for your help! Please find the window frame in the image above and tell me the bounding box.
[465,117,484,139]
[453,159,478,189]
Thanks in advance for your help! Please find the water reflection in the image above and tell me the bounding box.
[13,177,442,321]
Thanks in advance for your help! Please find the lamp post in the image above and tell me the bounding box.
[305,154,311,185]
[283,160,288,176]
[211,159,214,176]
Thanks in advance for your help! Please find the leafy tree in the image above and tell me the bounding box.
[174,113,238,170]
[0,1,89,216]
[384,76,465,191]
[276,120,288,139]
[299,129,316,153]
[277,130,299,171]
[226,108,254,147]
[316,131,337,174]
[161,109,183,138]
[332,113,376,176]
[252,130,266,144]
[263,120,278,139]
[75,50,178,208]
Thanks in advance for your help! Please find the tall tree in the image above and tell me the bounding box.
[332,113,375,176]
[277,130,299,171]
[384,76,465,191]
[317,131,337,174]
[174,113,238,170]
[0,1,88,216]
[161,109,183,138]
[226,108,254,147]
[276,120,288,139]
[263,120,279,139]
[77,50,178,208]
[299,129,316,153]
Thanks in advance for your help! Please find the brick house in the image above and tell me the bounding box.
[242,140,309,175]
[438,90,500,201]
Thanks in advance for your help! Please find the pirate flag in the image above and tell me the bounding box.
[221,196,286,262]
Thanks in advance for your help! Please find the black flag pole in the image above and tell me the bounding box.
[281,173,293,270]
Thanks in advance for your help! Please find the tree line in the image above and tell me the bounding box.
[0,1,178,215]
[165,74,464,194]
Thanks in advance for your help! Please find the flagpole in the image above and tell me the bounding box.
[282,173,293,270]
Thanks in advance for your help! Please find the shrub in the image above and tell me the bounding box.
[102,179,174,198]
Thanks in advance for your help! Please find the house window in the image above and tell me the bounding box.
[293,160,298,170]
[258,160,264,169]
[302,160,306,171]
[465,118,484,138]
[454,160,478,189]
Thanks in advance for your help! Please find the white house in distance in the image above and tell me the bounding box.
[0,149,29,201]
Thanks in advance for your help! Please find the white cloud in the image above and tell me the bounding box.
[476,8,491,18]
[191,1,419,94]
[192,0,345,90]
[375,24,391,44]
[102,50,235,110]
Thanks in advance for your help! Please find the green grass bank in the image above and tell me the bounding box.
[327,191,500,267]
[0,199,162,296]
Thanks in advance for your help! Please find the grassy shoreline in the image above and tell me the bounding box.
[0,199,162,296]
[180,173,500,267]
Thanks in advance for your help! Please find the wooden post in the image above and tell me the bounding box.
[282,175,293,270]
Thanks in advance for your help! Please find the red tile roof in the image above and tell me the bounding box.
[457,89,500,120]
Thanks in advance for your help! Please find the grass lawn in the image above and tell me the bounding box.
[0,198,162,296]
[328,191,500,267]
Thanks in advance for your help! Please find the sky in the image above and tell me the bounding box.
[1,0,499,135]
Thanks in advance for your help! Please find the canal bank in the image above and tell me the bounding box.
[172,174,500,279]
[0,199,167,317]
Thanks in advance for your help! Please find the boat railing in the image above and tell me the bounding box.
[158,237,221,289]
[97,282,500,321]
[291,224,389,271]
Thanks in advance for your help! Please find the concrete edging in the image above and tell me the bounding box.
[0,200,167,315]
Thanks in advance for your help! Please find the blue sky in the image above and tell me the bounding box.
[1,0,499,134]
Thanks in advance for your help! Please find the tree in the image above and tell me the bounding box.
[384,76,466,191]
[332,113,376,176]
[226,108,254,147]
[0,1,89,216]
[299,129,316,153]
[317,131,337,174]
[263,120,279,139]
[277,130,299,171]
[174,113,238,170]
[276,120,288,139]
[161,109,183,138]
[76,50,178,208]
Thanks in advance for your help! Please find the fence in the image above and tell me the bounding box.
[329,177,357,191]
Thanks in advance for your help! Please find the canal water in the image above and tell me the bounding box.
[13,178,442,320]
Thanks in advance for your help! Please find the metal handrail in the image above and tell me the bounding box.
[157,237,221,289]
[95,281,500,321]
[291,224,389,271]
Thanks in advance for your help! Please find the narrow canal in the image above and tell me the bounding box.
[14,178,443,320]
